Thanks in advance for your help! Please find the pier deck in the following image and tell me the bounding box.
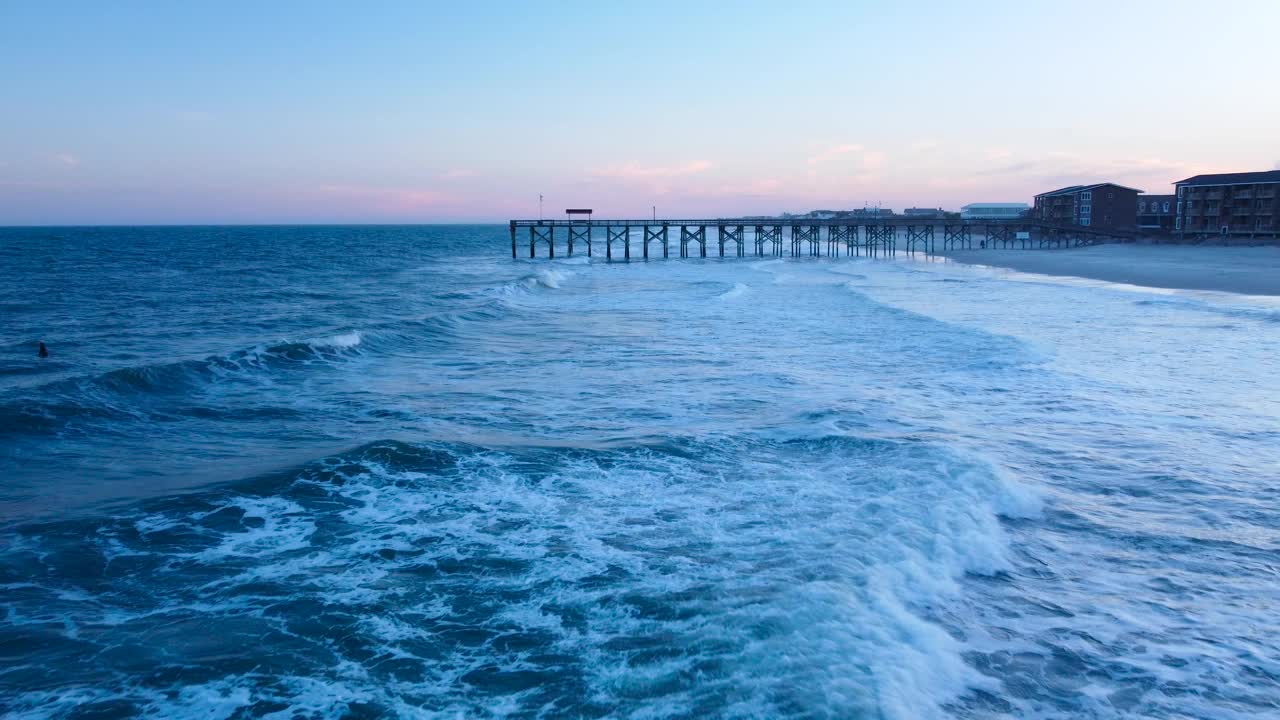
[509,218,1134,259]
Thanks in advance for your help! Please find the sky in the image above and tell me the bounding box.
[2,0,1279,225]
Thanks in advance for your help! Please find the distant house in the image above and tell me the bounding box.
[1033,183,1140,230]
[903,207,945,218]
[849,207,894,218]
[960,203,1028,220]
[1137,194,1176,233]
[1174,170,1280,238]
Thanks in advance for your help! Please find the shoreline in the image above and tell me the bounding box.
[935,244,1280,297]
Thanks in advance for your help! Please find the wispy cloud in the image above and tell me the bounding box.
[806,143,863,166]
[53,153,79,166]
[592,161,714,179]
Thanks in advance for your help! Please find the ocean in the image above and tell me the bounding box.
[1,225,1278,719]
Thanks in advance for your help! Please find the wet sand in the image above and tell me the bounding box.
[939,244,1280,296]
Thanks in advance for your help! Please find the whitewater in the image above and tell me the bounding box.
[1,225,1277,719]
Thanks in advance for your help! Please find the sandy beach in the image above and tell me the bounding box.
[939,244,1280,296]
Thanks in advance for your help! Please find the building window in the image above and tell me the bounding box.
[1176,217,1182,230]
[1139,201,1147,212]
[1082,191,1092,201]
[1108,192,1114,199]
[1179,186,1186,198]
[1080,204,1091,215]
[1162,202,1170,212]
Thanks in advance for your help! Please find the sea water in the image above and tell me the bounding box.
[1,225,1277,719]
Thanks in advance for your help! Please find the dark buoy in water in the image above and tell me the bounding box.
[37,341,49,359]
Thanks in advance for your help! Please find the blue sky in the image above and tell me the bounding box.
[2,1,1278,224]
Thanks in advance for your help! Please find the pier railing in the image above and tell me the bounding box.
[509,218,1135,259]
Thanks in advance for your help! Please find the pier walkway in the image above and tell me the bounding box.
[509,218,1135,259]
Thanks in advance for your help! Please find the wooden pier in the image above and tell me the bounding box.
[509,218,1133,259]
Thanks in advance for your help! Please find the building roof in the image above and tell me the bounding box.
[1036,182,1143,197]
[1174,170,1280,187]
[1037,185,1085,197]
[960,203,1029,209]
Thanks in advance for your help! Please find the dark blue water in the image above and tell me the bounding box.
[2,226,1278,718]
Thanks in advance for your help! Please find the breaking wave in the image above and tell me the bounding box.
[0,435,1038,719]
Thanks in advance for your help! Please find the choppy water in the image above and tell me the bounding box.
[2,226,1278,719]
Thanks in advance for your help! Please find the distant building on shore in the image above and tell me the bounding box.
[1138,194,1176,233]
[960,203,1028,220]
[1033,183,1140,230]
[1174,170,1280,238]
[849,207,894,218]
[903,207,945,218]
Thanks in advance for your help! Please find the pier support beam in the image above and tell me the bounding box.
[510,221,517,258]
[986,225,1015,249]
[606,226,630,261]
[828,225,853,257]
[865,225,884,257]
[944,224,971,250]
[529,224,553,258]
[568,224,591,257]
[680,225,707,258]
[755,225,783,256]
[843,225,862,256]
[790,225,819,257]
[718,225,745,257]
[906,225,934,255]
[643,225,669,259]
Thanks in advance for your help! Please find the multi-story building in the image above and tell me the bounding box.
[1137,194,1176,233]
[1174,170,1280,238]
[1032,183,1140,230]
[959,203,1028,220]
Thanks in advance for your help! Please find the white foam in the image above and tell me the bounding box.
[716,282,749,300]
[524,269,571,290]
[305,330,363,349]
